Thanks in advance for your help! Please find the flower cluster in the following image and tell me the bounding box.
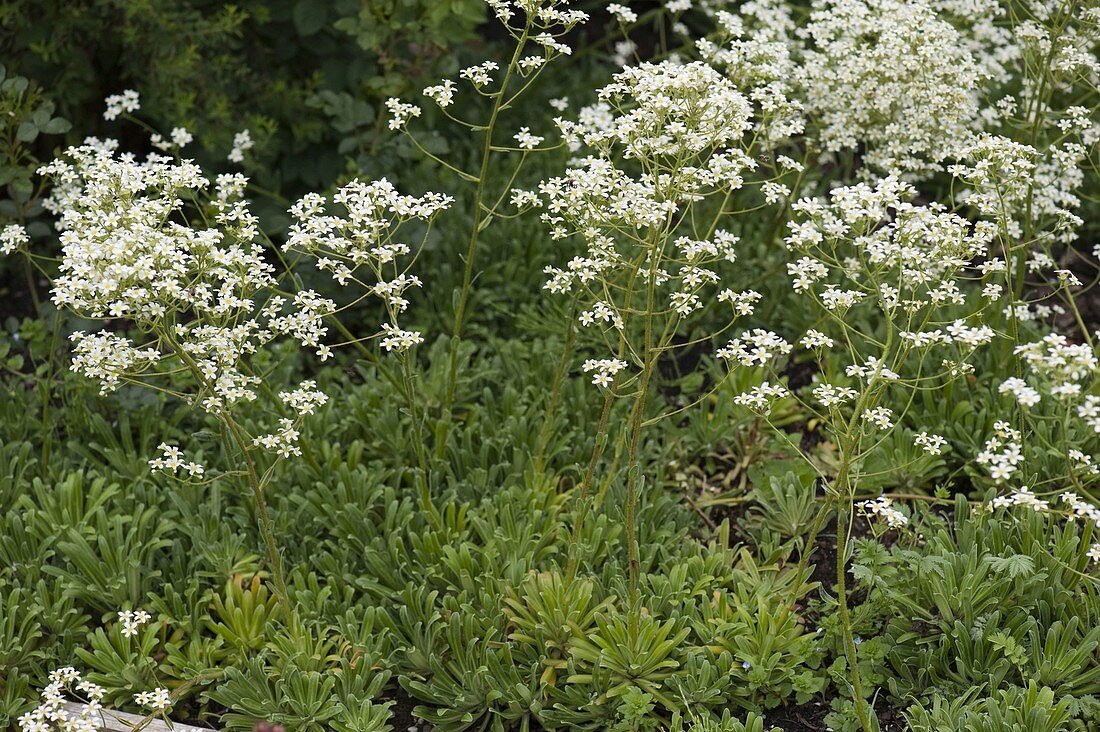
[733,382,790,415]
[582,358,629,388]
[857,496,908,529]
[863,406,894,430]
[19,612,173,732]
[798,0,984,175]
[103,89,140,121]
[134,688,172,712]
[117,609,151,638]
[914,432,947,456]
[716,330,792,367]
[148,443,205,478]
[68,331,161,394]
[556,61,753,161]
[253,419,302,459]
[537,60,766,391]
[396,0,587,130]
[227,129,254,163]
[21,141,353,482]
[18,667,105,732]
[990,489,1100,563]
[1015,333,1097,399]
[1,223,28,254]
[285,178,452,354]
[976,422,1024,483]
[279,380,328,416]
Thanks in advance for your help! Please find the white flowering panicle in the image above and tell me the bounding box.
[19,141,349,480]
[285,178,452,354]
[538,60,769,390]
[950,131,1091,245]
[395,0,586,131]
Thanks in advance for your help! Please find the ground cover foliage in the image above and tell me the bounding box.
[1,1,1100,731]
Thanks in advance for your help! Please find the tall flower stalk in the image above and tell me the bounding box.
[532,59,805,597]
[386,0,588,452]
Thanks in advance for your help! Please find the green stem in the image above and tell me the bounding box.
[441,28,529,441]
[222,415,294,624]
[565,391,615,582]
[167,334,296,626]
[534,300,578,476]
[835,495,874,732]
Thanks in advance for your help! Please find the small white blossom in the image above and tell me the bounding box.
[582,358,629,388]
[1,223,29,254]
[914,431,947,455]
[227,129,254,163]
[858,496,908,529]
[103,89,140,120]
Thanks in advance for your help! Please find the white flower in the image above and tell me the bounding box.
[976,426,1024,483]
[149,443,205,477]
[999,377,1041,407]
[858,496,908,528]
[582,358,628,388]
[514,127,544,150]
[863,407,894,430]
[800,329,834,349]
[990,486,1049,512]
[103,89,140,120]
[134,688,172,711]
[914,431,947,456]
[253,418,302,458]
[170,127,193,148]
[812,383,857,407]
[607,3,637,23]
[423,80,456,108]
[379,323,424,353]
[285,178,450,356]
[799,0,983,176]
[117,609,151,637]
[385,98,421,130]
[279,380,328,416]
[733,382,789,415]
[0,223,29,255]
[228,129,254,163]
[716,329,792,366]
[459,61,499,87]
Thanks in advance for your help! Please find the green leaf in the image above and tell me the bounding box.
[15,121,38,142]
[10,176,33,201]
[42,117,71,135]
